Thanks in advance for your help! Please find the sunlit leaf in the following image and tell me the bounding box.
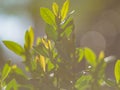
[1,64,11,81]
[24,26,34,50]
[39,55,46,72]
[98,51,104,61]
[52,2,59,16]
[40,8,56,26]
[84,47,96,67]
[114,60,120,84]
[3,41,24,56]
[60,0,69,21]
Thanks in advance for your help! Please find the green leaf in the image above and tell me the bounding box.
[61,25,73,38]
[60,0,69,21]
[24,26,34,50]
[61,17,73,29]
[40,8,56,26]
[47,60,55,71]
[45,24,58,41]
[114,60,120,84]
[52,2,59,16]
[75,75,92,90]
[6,79,19,90]
[1,64,11,81]
[76,48,84,62]
[3,41,24,56]
[84,47,96,67]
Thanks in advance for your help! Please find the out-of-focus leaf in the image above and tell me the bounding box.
[52,2,59,16]
[84,47,96,67]
[98,51,104,61]
[61,25,73,38]
[6,79,19,90]
[114,60,120,84]
[60,0,69,21]
[39,55,46,72]
[2,41,24,56]
[33,45,48,57]
[40,8,56,26]
[13,66,28,79]
[31,59,37,71]
[105,79,116,87]
[1,64,11,81]
[75,75,92,90]
[41,38,52,49]
[61,17,73,29]
[76,48,84,62]
[45,24,58,41]
[24,26,34,50]
[47,60,55,71]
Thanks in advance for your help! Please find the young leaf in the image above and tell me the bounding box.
[1,63,11,81]
[24,26,34,50]
[40,8,56,26]
[84,47,96,67]
[98,51,104,61]
[38,55,46,72]
[2,41,24,56]
[52,2,59,16]
[114,60,120,84]
[60,0,69,21]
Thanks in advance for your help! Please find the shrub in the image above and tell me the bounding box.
[1,0,120,90]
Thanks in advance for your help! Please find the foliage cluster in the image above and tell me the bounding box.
[1,0,120,90]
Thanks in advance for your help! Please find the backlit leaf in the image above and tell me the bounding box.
[98,51,105,63]
[39,55,46,72]
[24,26,34,50]
[40,8,56,26]
[3,41,24,56]
[52,2,59,16]
[114,60,120,84]
[60,0,69,21]
[1,63,11,81]
[84,47,96,67]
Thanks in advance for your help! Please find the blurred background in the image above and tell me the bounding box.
[0,0,120,78]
